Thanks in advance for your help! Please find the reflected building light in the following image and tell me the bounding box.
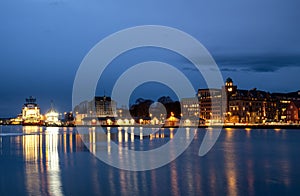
[22,126,40,161]
[124,128,128,143]
[246,160,254,196]
[130,127,134,142]
[150,170,158,195]
[227,173,238,196]
[89,128,96,154]
[170,162,180,195]
[150,134,153,140]
[45,127,63,196]
[23,126,63,196]
[23,134,43,196]
[107,129,111,142]
[170,128,174,139]
[223,137,238,196]
[107,129,111,155]
[225,128,234,140]
[186,127,190,139]
[46,127,63,195]
[245,128,251,138]
[161,131,165,139]
[63,132,67,153]
[118,129,122,143]
[93,130,96,154]
[70,133,73,153]
[140,128,143,141]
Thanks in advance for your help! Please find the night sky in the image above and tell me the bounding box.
[1,0,300,117]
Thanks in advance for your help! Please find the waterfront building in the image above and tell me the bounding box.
[74,96,117,125]
[22,96,41,125]
[286,101,300,123]
[164,112,179,126]
[226,89,276,123]
[181,97,203,126]
[197,78,287,124]
[272,91,300,122]
[197,88,223,123]
[115,106,137,125]
[181,97,200,117]
[74,96,116,117]
[94,96,117,117]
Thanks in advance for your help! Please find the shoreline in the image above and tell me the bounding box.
[2,124,300,129]
[76,124,300,129]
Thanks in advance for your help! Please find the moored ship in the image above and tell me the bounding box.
[22,96,42,126]
[45,101,61,126]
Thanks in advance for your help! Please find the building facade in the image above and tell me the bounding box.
[74,96,117,125]
[181,97,200,117]
[197,88,223,123]
[286,101,300,123]
[94,96,117,117]
[198,78,299,124]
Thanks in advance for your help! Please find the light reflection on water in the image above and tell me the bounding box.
[223,128,238,196]
[22,126,63,196]
[0,126,300,195]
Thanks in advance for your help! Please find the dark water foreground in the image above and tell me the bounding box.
[0,126,300,195]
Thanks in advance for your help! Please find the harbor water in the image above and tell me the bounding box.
[0,126,300,195]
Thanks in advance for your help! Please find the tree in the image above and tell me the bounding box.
[130,98,154,118]
[157,96,181,118]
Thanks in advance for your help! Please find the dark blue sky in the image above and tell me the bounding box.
[1,0,300,117]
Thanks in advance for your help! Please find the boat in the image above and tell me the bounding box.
[22,96,42,126]
[45,101,61,127]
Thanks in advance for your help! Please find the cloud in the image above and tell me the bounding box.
[215,55,300,73]
[180,55,300,73]
[220,68,238,72]
[182,67,198,72]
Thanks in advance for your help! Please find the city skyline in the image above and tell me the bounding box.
[1,0,300,117]
[1,77,299,119]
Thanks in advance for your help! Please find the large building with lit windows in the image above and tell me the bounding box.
[197,88,223,123]
[74,95,117,125]
[225,88,277,123]
[181,97,200,117]
[286,101,300,123]
[198,77,300,124]
[94,96,117,117]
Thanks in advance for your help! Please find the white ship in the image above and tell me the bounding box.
[22,96,42,126]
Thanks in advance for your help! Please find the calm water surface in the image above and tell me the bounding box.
[0,125,300,195]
